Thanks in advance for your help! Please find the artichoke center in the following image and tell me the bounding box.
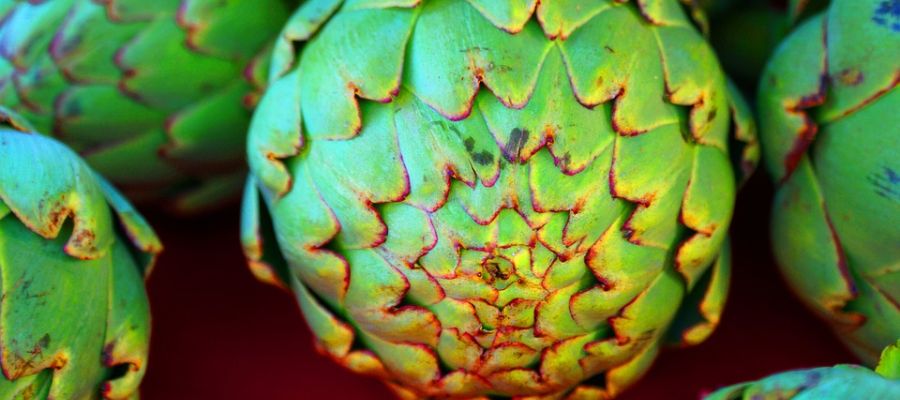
[481,254,516,289]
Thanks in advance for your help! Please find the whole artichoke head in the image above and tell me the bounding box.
[0,0,294,213]
[0,108,162,399]
[243,0,758,398]
[758,0,900,365]
[705,341,900,399]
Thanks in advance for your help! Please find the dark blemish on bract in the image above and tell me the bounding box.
[560,152,572,170]
[866,166,900,202]
[37,334,50,349]
[64,100,82,116]
[472,151,493,166]
[505,128,529,162]
[800,371,823,390]
[460,46,490,53]
[886,167,900,184]
[17,383,36,400]
[707,108,717,123]
[463,137,493,165]
[604,45,615,54]
[430,120,463,138]
[484,262,506,280]
[873,0,900,32]
[495,64,512,73]
[53,31,82,57]
[73,228,96,248]
[448,124,463,137]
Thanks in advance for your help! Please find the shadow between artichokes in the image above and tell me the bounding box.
[241,0,759,398]
[0,107,162,399]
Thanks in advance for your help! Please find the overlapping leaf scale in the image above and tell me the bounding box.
[816,0,900,123]
[247,0,743,397]
[298,5,415,140]
[536,0,616,40]
[772,157,861,325]
[759,0,899,365]
[813,89,900,320]
[0,0,291,211]
[812,87,900,307]
[666,241,731,347]
[465,0,538,33]
[726,80,760,185]
[758,15,828,182]
[559,5,678,135]
[0,114,160,399]
[268,0,344,80]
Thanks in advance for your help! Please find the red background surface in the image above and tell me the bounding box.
[140,175,857,399]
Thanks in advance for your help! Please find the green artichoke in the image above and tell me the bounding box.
[759,0,900,365]
[242,0,758,398]
[0,0,294,213]
[0,108,161,398]
[705,341,900,399]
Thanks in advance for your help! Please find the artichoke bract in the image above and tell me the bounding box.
[0,108,161,398]
[0,0,294,213]
[705,341,900,399]
[758,0,900,365]
[242,0,757,398]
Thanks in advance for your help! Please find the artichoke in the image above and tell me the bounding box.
[759,0,900,365]
[0,0,294,213]
[705,341,900,399]
[242,0,758,398]
[0,108,161,398]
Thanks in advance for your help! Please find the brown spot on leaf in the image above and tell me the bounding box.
[472,151,493,166]
[559,152,572,170]
[706,107,717,123]
[485,262,506,280]
[19,384,36,400]
[504,128,529,163]
[463,137,494,166]
[73,228,96,246]
[837,68,864,86]
[37,334,50,350]
[44,206,67,232]
[464,137,475,152]
[102,341,117,366]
